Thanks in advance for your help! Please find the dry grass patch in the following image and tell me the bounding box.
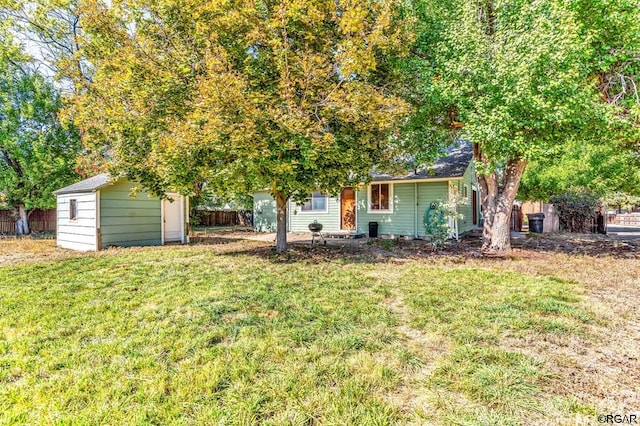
[455,254,640,417]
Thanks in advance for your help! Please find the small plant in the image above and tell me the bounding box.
[380,239,394,250]
[424,200,462,248]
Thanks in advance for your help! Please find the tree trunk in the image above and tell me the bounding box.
[476,158,527,254]
[274,190,288,252]
[16,204,30,235]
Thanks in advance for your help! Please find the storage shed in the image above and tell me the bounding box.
[53,174,189,251]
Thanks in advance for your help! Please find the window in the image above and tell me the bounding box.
[300,191,328,213]
[463,185,469,199]
[369,183,392,213]
[69,199,78,220]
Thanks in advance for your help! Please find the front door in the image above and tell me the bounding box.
[472,190,478,225]
[340,187,356,230]
[163,196,182,243]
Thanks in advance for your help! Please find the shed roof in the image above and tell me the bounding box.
[371,141,473,182]
[53,173,114,195]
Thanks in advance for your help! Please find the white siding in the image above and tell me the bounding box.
[56,193,97,251]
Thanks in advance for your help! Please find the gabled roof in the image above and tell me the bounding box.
[52,173,114,195]
[371,140,473,182]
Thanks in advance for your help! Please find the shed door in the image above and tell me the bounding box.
[163,196,182,242]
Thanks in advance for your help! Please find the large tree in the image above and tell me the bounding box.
[519,138,640,201]
[416,0,639,253]
[0,39,81,233]
[65,0,412,251]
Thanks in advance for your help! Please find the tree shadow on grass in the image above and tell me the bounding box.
[198,232,639,265]
[184,224,640,265]
[192,236,402,265]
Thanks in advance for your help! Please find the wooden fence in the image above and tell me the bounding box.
[0,209,57,234]
[195,210,253,227]
[510,205,523,231]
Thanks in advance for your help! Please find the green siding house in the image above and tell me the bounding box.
[54,174,189,251]
[253,142,481,238]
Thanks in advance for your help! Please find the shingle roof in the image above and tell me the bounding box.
[371,141,473,182]
[52,173,114,195]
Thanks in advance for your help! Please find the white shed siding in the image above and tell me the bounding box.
[56,193,97,251]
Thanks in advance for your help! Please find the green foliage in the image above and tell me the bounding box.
[519,140,640,201]
[602,192,640,212]
[420,0,598,166]
[0,41,81,211]
[0,0,90,88]
[68,1,412,204]
[424,200,461,248]
[411,0,640,250]
[549,191,602,233]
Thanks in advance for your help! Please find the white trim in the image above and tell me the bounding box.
[180,195,185,244]
[339,187,357,231]
[69,198,78,221]
[367,183,394,214]
[162,193,185,244]
[185,196,190,244]
[56,195,59,247]
[354,190,358,231]
[95,190,101,251]
[160,198,165,245]
[446,181,459,241]
[370,177,463,185]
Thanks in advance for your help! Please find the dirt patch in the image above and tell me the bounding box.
[373,232,639,260]
[0,238,83,266]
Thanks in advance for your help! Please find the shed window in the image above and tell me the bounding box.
[369,184,393,213]
[300,191,328,213]
[69,199,78,220]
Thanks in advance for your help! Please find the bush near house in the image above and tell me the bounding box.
[549,191,601,233]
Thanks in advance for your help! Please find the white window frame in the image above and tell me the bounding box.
[368,183,394,214]
[69,199,78,221]
[298,191,329,214]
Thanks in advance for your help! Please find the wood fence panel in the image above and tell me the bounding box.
[510,205,522,232]
[0,208,56,234]
[195,210,253,227]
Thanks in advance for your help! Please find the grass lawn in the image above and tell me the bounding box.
[0,238,638,425]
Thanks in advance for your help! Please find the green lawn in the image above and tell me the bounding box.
[0,243,596,425]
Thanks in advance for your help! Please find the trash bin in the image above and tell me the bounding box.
[527,213,545,233]
[368,221,379,238]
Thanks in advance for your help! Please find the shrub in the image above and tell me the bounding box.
[549,191,601,233]
[424,200,462,248]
